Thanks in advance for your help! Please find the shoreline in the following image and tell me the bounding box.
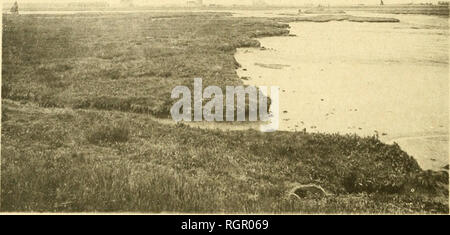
[234,15,449,172]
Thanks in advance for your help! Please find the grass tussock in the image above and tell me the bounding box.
[86,123,130,145]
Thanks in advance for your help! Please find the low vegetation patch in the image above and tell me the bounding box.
[1,101,448,213]
[278,14,400,23]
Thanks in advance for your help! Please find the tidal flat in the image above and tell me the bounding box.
[236,12,449,173]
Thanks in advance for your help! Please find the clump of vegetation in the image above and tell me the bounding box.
[277,14,400,23]
[86,123,130,145]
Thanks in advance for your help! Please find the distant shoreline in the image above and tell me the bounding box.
[2,4,449,16]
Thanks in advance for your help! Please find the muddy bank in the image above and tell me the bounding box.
[300,9,346,14]
[278,14,400,23]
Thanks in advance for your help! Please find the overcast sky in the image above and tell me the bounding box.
[4,0,443,6]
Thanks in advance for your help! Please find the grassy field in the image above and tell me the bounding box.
[1,12,448,213]
[2,12,289,117]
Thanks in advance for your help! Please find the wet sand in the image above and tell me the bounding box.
[235,13,449,171]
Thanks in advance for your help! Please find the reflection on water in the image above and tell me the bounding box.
[236,13,449,171]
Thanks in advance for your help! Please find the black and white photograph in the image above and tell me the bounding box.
[0,0,449,216]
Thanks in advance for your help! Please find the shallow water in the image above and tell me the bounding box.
[235,13,449,171]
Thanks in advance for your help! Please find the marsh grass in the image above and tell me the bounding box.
[86,124,130,145]
[1,100,448,213]
[2,13,289,119]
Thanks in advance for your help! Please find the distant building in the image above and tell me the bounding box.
[187,0,203,7]
[67,1,110,8]
[120,0,134,7]
[438,1,449,5]
[380,0,384,6]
